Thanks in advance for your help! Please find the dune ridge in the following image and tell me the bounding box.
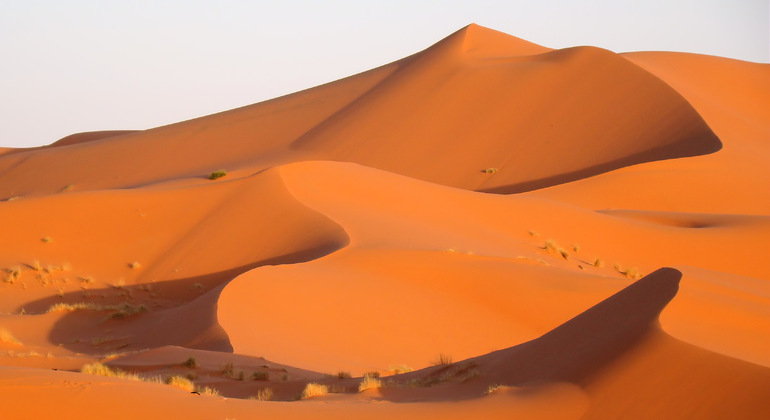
[1,23,768,419]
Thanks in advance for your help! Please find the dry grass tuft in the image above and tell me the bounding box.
[592,258,604,268]
[300,383,328,399]
[0,328,22,345]
[195,386,220,396]
[250,387,274,401]
[41,237,53,244]
[165,375,195,392]
[251,371,269,381]
[182,356,198,369]
[483,167,498,174]
[358,375,383,392]
[221,361,235,378]
[487,384,510,394]
[337,371,352,379]
[208,170,227,180]
[128,262,141,270]
[389,364,413,374]
[81,362,141,381]
[431,353,453,366]
[544,240,569,260]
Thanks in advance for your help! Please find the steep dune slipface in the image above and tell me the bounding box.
[292,24,721,193]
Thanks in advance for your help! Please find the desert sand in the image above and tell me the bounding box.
[1,24,768,419]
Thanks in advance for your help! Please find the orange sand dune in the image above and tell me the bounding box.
[1,23,768,419]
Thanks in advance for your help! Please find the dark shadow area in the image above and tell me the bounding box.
[21,241,346,356]
[377,267,682,402]
[478,132,721,194]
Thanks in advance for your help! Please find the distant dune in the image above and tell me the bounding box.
[1,24,768,419]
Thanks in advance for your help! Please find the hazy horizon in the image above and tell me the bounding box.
[1,0,767,148]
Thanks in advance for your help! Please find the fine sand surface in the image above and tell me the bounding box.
[1,24,768,419]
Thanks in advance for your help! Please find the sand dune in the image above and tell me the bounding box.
[1,23,768,419]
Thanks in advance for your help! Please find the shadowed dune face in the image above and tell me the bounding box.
[474,267,682,385]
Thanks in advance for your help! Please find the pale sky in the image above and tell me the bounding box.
[1,0,767,148]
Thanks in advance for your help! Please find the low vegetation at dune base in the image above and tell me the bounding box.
[300,383,328,399]
[208,169,227,180]
[195,386,220,396]
[165,375,195,392]
[182,356,198,368]
[47,301,148,319]
[81,362,142,381]
[358,374,383,392]
[250,387,274,401]
[431,353,453,366]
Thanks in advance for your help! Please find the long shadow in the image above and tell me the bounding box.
[23,243,345,356]
[379,267,681,401]
[478,132,721,194]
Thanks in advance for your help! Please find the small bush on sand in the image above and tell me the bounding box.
[195,386,220,396]
[389,364,413,374]
[337,371,352,379]
[221,361,235,378]
[250,387,273,401]
[81,362,141,381]
[208,170,227,180]
[483,167,498,174]
[300,383,328,399]
[358,374,382,392]
[431,353,453,366]
[165,375,195,392]
[251,371,269,381]
[41,237,53,243]
[182,356,198,369]
[592,258,604,268]
[108,302,148,319]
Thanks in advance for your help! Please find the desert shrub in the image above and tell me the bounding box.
[182,356,198,369]
[389,364,413,374]
[251,371,269,381]
[431,353,453,366]
[81,362,141,381]
[483,167,497,174]
[165,375,195,392]
[592,258,604,267]
[195,386,220,396]
[358,375,382,392]
[337,371,351,379]
[300,383,328,399]
[221,361,234,378]
[208,170,227,180]
[363,371,380,378]
[108,302,148,319]
[250,387,273,401]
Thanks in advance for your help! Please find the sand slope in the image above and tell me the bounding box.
[1,23,768,419]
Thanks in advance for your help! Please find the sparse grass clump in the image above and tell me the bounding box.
[337,371,352,379]
[389,364,413,374]
[431,353,453,366]
[251,371,269,381]
[543,239,569,260]
[300,383,328,399]
[593,258,604,268]
[358,374,383,392]
[41,237,53,243]
[483,167,498,174]
[208,170,227,180]
[3,266,21,283]
[195,386,220,396]
[487,384,509,394]
[615,264,642,280]
[108,302,148,319]
[165,375,195,392]
[221,361,234,378]
[128,262,140,270]
[0,328,22,345]
[250,387,274,401]
[182,356,198,369]
[81,362,141,381]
